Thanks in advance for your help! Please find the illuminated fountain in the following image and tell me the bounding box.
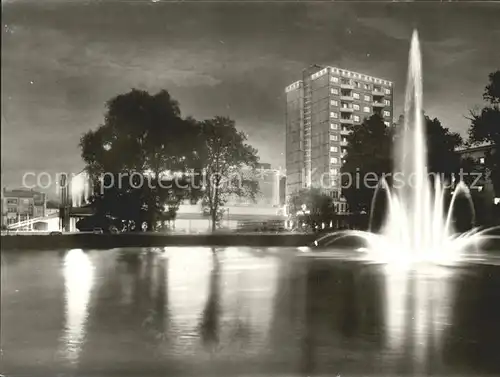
[318,30,498,267]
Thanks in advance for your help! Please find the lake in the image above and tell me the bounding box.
[2,246,500,376]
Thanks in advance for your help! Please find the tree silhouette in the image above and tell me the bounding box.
[468,70,500,196]
[424,116,463,181]
[341,114,393,213]
[342,113,463,215]
[79,89,197,231]
[196,116,260,232]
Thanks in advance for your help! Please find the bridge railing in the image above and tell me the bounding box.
[6,214,59,230]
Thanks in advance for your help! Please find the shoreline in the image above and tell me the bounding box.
[2,232,498,252]
[0,233,318,250]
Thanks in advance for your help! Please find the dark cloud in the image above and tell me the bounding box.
[2,1,500,194]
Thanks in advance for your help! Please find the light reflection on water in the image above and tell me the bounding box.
[383,266,454,375]
[1,247,500,376]
[165,247,281,360]
[167,247,213,353]
[59,248,95,365]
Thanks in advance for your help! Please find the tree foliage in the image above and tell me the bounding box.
[425,117,463,178]
[468,70,500,195]
[341,114,393,213]
[342,113,463,214]
[196,116,260,231]
[80,89,198,231]
[79,90,259,232]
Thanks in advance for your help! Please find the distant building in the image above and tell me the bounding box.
[46,200,60,216]
[174,163,287,232]
[254,163,283,207]
[225,163,284,208]
[285,65,394,213]
[456,142,498,198]
[62,164,289,233]
[455,142,496,163]
[1,188,47,227]
[279,176,286,206]
[256,162,272,170]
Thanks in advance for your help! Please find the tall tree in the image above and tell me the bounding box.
[80,89,196,231]
[196,116,259,232]
[341,114,393,213]
[425,116,463,180]
[467,70,500,195]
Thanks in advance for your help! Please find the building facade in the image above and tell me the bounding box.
[61,164,287,233]
[455,143,496,164]
[285,65,394,212]
[223,162,284,208]
[456,142,498,199]
[1,188,47,227]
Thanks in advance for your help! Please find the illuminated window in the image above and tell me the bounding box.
[384,99,391,105]
[384,121,390,126]
[330,146,338,152]
[363,106,370,113]
[383,110,391,117]
[353,115,360,122]
[330,112,338,119]
[330,123,339,130]
[331,88,339,95]
[353,104,360,110]
[331,76,339,83]
[364,95,371,102]
[364,84,370,90]
[353,92,360,99]
[331,100,338,106]
[385,88,391,94]
[330,157,338,164]
[330,135,339,141]
[331,168,339,175]
[480,157,485,164]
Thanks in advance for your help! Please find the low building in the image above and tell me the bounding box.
[63,163,288,232]
[228,163,284,207]
[455,142,498,207]
[46,200,60,216]
[172,163,287,232]
[456,142,496,164]
[1,188,47,227]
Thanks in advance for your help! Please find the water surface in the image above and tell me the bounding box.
[2,247,500,376]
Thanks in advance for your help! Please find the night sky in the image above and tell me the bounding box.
[2,1,500,197]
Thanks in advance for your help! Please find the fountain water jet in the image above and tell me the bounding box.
[317,30,499,267]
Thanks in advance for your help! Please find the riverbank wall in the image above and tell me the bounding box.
[1,233,318,250]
